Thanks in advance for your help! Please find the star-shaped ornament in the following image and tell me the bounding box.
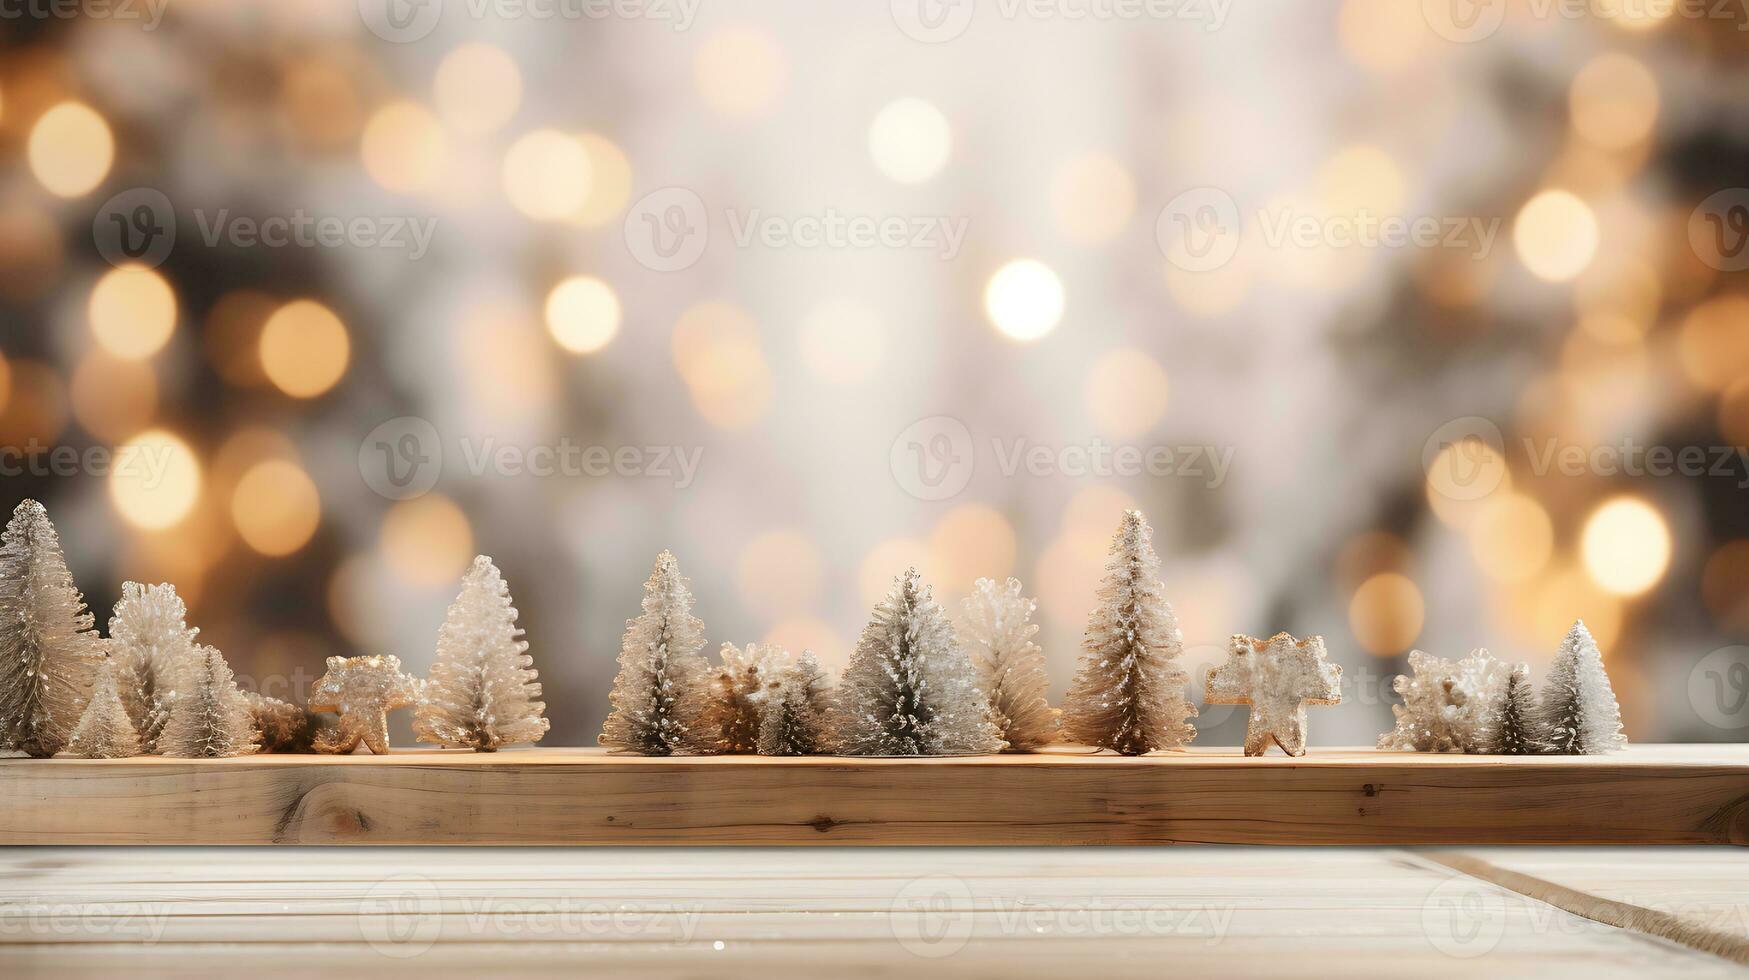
[1205,632,1342,757]
[308,655,422,754]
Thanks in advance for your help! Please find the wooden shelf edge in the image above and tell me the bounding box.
[3,744,1745,846]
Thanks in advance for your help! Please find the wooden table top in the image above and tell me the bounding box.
[1,846,1745,978]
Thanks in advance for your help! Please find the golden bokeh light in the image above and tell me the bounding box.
[110,428,200,531]
[1514,189,1599,282]
[203,289,276,387]
[695,27,787,119]
[798,300,884,384]
[361,101,446,194]
[1336,530,1411,592]
[260,299,350,398]
[672,301,772,429]
[928,503,1017,597]
[434,43,522,138]
[1348,571,1425,656]
[1573,259,1660,346]
[71,353,156,442]
[1569,53,1659,151]
[1318,144,1406,217]
[1580,495,1672,597]
[1061,484,1137,546]
[1337,0,1428,74]
[1468,492,1553,584]
[231,459,321,557]
[280,57,364,150]
[502,128,592,221]
[1052,153,1136,245]
[28,102,113,197]
[1506,563,1623,653]
[1034,531,1106,626]
[89,265,176,361]
[867,97,952,185]
[544,276,620,355]
[985,258,1064,342]
[0,198,64,303]
[1701,540,1749,631]
[1719,377,1749,448]
[458,303,557,427]
[380,495,474,587]
[858,537,931,609]
[1424,438,1512,528]
[763,617,845,671]
[212,425,299,490]
[737,529,823,619]
[1677,295,1749,392]
[0,360,67,447]
[575,133,633,227]
[1085,348,1169,439]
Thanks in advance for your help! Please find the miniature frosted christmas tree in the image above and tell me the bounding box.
[1377,649,1509,753]
[599,551,711,755]
[0,499,103,757]
[961,577,1057,752]
[1206,632,1343,757]
[1536,619,1627,755]
[245,691,320,753]
[1060,512,1196,755]
[833,567,1003,756]
[693,642,785,754]
[108,581,200,753]
[414,556,549,752]
[158,644,260,758]
[1476,663,1541,755]
[308,655,421,755]
[755,651,831,756]
[65,654,142,759]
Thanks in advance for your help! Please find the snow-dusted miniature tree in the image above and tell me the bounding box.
[755,651,831,756]
[693,642,785,754]
[833,567,1003,756]
[1377,649,1509,753]
[108,581,199,753]
[1537,619,1627,755]
[158,644,260,758]
[1060,511,1197,755]
[0,499,102,757]
[308,655,421,755]
[65,655,142,759]
[1476,663,1541,755]
[961,577,1057,752]
[414,556,549,752]
[599,551,711,755]
[245,691,319,753]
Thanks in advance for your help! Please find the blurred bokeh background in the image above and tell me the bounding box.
[2,0,1747,746]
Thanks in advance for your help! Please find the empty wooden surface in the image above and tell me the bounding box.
[1,847,1746,978]
[2,745,1746,845]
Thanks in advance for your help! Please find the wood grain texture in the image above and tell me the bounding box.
[3,848,1745,979]
[1,745,1745,846]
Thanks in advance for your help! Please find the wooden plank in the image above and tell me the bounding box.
[1,746,1745,845]
[0,847,1737,978]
